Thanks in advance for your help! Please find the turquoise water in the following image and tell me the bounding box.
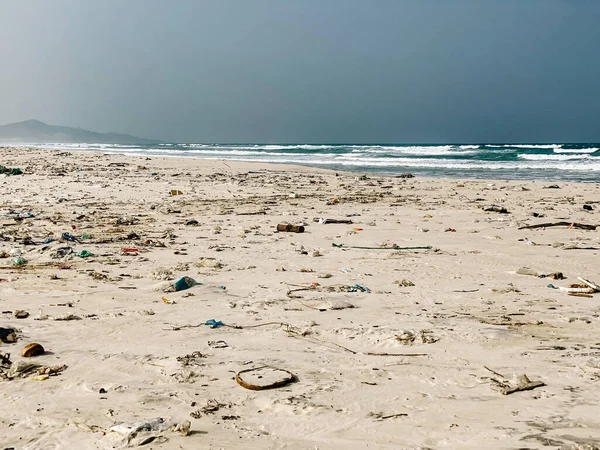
[30,142,600,182]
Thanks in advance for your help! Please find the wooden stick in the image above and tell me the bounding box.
[484,365,506,378]
[518,221,597,231]
[502,381,545,395]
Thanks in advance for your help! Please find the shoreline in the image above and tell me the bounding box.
[2,145,598,185]
[1,146,600,448]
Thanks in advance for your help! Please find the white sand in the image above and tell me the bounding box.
[1,147,600,449]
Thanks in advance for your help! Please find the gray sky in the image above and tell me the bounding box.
[1,0,599,143]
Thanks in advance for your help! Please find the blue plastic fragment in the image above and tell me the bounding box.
[547,284,556,289]
[172,276,199,292]
[61,232,79,242]
[349,284,370,293]
[204,319,223,329]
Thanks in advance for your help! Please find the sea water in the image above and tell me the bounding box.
[24,143,600,182]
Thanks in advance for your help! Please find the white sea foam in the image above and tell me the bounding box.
[356,145,480,156]
[504,144,562,149]
[190,156,600,171]
[553,147,598,154]
[518,154,595,161]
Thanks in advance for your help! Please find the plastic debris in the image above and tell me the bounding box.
[235,366,297,390]
[11,257,24,266]
[276,224,305,233]
[204,319,223,329]
[61,232,80,243]
[21,343,45,357]
[76,250,91,258]
[0,212,33,219]
[0,165,23,175]
[171,276,199,292]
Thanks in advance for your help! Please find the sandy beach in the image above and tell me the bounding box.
[1,146,600,449]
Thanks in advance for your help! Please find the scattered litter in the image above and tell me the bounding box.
[161,276,200,292]
[109,417,190,447]
[519,222,597,231]
[487,369,545,395]
[276,224,305,233]
[204,319,223,329]
[11,257,24,266]
[21,343,45,357]
[0,165,23,175]
[332,243,432,251]
[316,218,353,224]
[0,327,17,343]
[150,267,175,281]
[483,205,509,214]
[208,340,229,348]
[235,366,297,390]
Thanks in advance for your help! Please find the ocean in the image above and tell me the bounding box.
[26,143,600,182]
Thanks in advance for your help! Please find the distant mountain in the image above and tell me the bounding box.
[0,119,161,144]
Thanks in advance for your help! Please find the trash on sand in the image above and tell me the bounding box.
[208,340,229,348]
[14,310,29,319]
[0,212,33,219]
[394,279,415,287]
[2,360,41,380]
[21,343,45,357]
[488,371,545,395]
[347,284,370,293]
[584,204,594,211]
[76,250,92,258]
[316,218,353,224]
[517,267,539,277]
[61,232,80,242]
[11,257,24,266]
[578,277,600,291]
[194,257,224,269]
[169,190,183,196]
[150,267,175,281]
[51,246,73,259]
[0,327,17,343]
[172,276,199,292]
[558,285,595,294]
[109,417,191,446]
[235,366,297,390]
[332,243,432,251]
[204,319,223,328]
[276,224,305,233]
[483,205,509,214]
[0,165,23,175]
[518,221,597,231]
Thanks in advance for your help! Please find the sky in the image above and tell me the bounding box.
[1,0,599,143]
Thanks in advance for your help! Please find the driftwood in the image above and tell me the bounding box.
[502,378,545,395]
[486,370,546,395]
[518,222,597,231]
